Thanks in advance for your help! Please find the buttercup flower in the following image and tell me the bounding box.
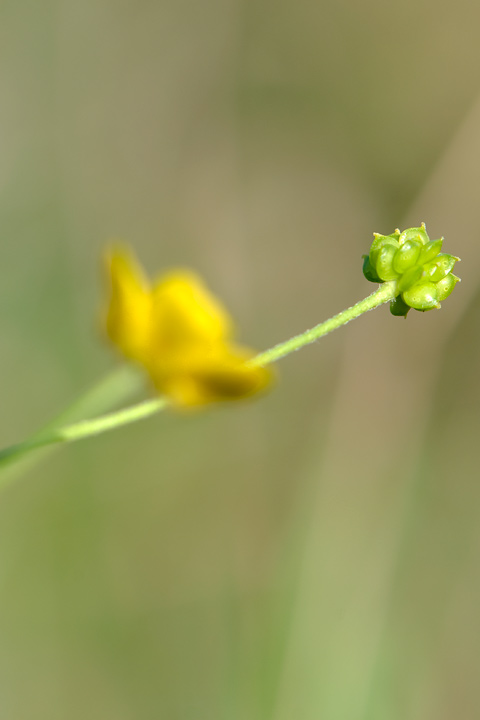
[105,248,272,407]
[362,224,460,317]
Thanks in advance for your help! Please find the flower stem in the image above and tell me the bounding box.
[0,398,169,469]
[0,282,397,476]
[251,281,397,366]
[0,365,144,476]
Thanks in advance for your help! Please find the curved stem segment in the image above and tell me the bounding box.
[251,281,397,366]
[0,282,397,473]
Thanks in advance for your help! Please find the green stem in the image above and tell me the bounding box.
[0,282,397,474]
[0,398,169,469]
[251,281,397,366]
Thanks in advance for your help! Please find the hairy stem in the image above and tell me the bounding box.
[251,281,397,367]
[0,282,397,474]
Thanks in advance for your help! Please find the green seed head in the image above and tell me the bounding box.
[376,242,400,281]
[402,281,439,311]
[369,232,399,270]
[398,225,429,247]
[392,240,422,274]
[436,273,460,302]
[363,224,460,316]
[396,265,424,294]
[423,254,457,283]
[418,238,443,265]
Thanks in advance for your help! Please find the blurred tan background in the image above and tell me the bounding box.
[1,1,480,718]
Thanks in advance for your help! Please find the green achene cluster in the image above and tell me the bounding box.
[363,224,460,317]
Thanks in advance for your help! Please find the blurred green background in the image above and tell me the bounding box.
[1,1,480,718]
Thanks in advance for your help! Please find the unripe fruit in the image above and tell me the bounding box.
[398,226,429,247]
[396,265,423,294]
[363,224,460,315]
[418,238,443,265]
[423,254,457,283]
[402,282,439,311]
[436,273,460,302]
[376,242,400,281]
[393,240,422,274]
[369,233,399,271]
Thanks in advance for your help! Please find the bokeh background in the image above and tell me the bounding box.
[1,1,480,718]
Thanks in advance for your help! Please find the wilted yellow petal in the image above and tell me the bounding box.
[105,249,153,363]
[104,250,273,408]
[149,344,273,407]
[150,271,232,356]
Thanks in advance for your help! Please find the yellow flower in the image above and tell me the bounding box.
[105,248,272,407]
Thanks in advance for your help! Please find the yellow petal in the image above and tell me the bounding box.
[150,271,233,358]
[105,249,153,363]
[149,343,273,407]
[104,251,274,408]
